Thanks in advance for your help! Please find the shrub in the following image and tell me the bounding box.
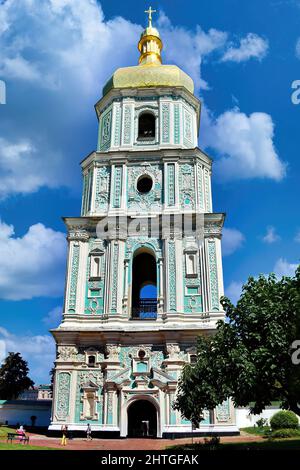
[256,418,268,427]
[269,428,300,439]
[203,436,220,447]
[270,411,299,430]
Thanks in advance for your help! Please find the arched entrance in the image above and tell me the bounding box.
[127,399,157,437]
[131,251,157,319]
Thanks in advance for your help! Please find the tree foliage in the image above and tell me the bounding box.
[174,266,300,420]
[0,352,34,399]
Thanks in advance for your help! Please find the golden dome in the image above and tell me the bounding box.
[103,64,194,95]
[102,7,194,96]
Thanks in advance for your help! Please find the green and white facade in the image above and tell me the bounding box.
[50,22,238,437]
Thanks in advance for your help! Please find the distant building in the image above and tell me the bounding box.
[18,385,52,401]
[38,385,52,400]
[18,387,38,401]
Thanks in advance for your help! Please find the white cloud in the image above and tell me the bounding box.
[222,33,269,62]
[262,226,281,243]
[273,258,298,278]
[42,305,62,327]
[158,11,228,92]
[0,1,277,197]
[296,38,300,59]
[0,327,55,384]
[294,230,300,243]
[0,55,43,82]
[201,107,286,181]
[0,137,66,198]
[225,281,243,304]
[222,227,245,256]
[0,220,66,300]
[0,0,141,197]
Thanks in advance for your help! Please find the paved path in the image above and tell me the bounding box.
[2,432,263,450]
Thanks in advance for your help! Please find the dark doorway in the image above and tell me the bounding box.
[127,400,157,437]
[131,252,157,319]
[138,113,155,139]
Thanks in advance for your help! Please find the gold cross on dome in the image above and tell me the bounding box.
[145,6,157,27]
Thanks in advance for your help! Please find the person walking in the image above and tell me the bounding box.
[61,424,68,446]
[86,423,92,441]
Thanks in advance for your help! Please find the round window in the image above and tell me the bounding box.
[137,175,153,194]
[138,350,146,359]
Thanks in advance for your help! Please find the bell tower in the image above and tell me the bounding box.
[50,9,238,437]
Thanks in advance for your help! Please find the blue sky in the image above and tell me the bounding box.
[0,0,299,383]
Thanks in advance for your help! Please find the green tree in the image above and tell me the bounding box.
[174,266,300,420]
[49,363,55,392]
[0,352,34,399]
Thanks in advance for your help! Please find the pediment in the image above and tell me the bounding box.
[89,248,104,256]
[151,367,176,385]
[81,380,99,390]
[107,368,131,385]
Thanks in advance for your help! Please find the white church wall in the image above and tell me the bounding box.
[235,406,282,428]
[0,400,52,427]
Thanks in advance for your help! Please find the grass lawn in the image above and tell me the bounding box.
[169,437,300,451]
[0,426,17,438]
[0,442,59,450]
[224,438,300,450]
[170,425,300,451]
[241,426,270,436]
[0,426,59,450]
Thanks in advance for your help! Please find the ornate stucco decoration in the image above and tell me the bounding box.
[68,225,90,242]
[57,345,78,362]
[106,344,121,361]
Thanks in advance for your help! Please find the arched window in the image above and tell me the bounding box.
[88,355,96,367]
[190,354,197,365]
[131,251,157,319]
[138,113,155,140]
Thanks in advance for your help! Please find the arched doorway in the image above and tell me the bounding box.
[131,251,157,319]
[127,400,157,437]
[138,112,155,140]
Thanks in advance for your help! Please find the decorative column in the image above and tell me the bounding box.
[157,257,164,312]
[122,258,130,314]
[65,226,89,315]
[206,238,220,312]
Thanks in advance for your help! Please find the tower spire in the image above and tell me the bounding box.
[138,6,162,66]
[145,6,156,28]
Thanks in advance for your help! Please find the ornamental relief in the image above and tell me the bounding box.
[119,346,164,371]
[165,344,187,361]
[179,163,196,209]
[216,399,231,422]
[125,237,162,258]
[208,239,220,311]
[68,226,89,241]
[205,223,223,236]
[95,166,111,211]
[100,109,112,150]
[78,370,104,388]
[106,344,120,361]
[57,346,78,362]
[56,372,71,420]
[68,244,80,312]
[127,163,163,212]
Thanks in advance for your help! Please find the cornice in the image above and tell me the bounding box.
[80,147,212,170]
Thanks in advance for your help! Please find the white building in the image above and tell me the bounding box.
[49,10,238,437]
